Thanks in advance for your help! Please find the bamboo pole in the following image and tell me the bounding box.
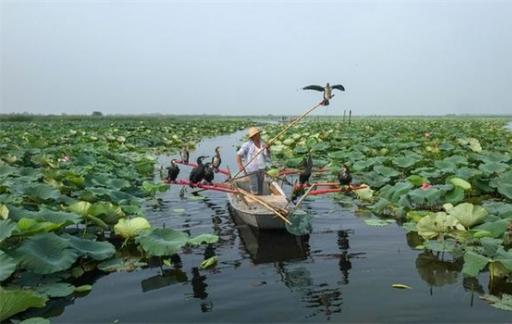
[230,100,325,181]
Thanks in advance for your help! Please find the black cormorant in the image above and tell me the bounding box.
[189,156,207,185]
[203,163,215,184]
[338,165,352,186]
[166,159,180,182]
[211,146,221,171]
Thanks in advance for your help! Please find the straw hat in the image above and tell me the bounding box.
[247,127,261,138]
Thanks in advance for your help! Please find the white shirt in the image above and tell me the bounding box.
[237,140,271,173]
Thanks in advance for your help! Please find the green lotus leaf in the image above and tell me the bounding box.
[468,138,482,152]
[448,177,471,190]
[392,156,419,169]
[0,203,9,219]
[444,187,465,205]
[424,239,457,253]
[462,250,489,277]
[23,183,60,201]
[434,160,457,173]
[34,208,81,226]
[406,210,432,223]
[142,181,169,196]
[19,317,51,324]
[68,201,92,216]
[136,228,189,256]
[61,234,115,261]
[327,151,346,160]
[443,155,468,165]
[374,165,400,178]
[454,167,481,180]
[364,219,394,227]
[482,201,512,219]
[74,284,92,293]
[0,219,16,242]
[473,219,510,238]
[354,186,374,201]
[480,294,512,312]
[446,203,487,228]
[491,171,512,200]
[114,217,151,239]
[88,201,125,224]
[0,164,17,177]
[13,233,79,274]
[199,256,218,270]
[266,168,280,177]
[0,287,47,321]
[34,282,75,298]
[0,250,17,281]
[15,217,63,236]
[406,175,428,186]
[188,233,219,246]
[479,161,509,175]
[416,212,465,239]
[97,257,147,272]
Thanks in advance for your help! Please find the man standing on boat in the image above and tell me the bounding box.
[236,127,271,195]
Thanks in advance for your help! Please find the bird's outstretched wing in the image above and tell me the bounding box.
[303,85,325,92]
[332,84,345,91]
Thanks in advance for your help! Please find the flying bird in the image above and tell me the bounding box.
[303,83,345,106]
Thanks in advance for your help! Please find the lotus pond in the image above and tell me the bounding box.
[1,117,512,322]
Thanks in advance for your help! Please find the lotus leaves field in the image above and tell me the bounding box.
[263,118,512,310]
[0,117,250,322]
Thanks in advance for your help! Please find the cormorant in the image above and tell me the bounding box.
[303,83,345,106]
[166,159,180,183]
[189,156,207,185]
[180,145,190,164]
[203,163,215,184]
[338,165,352,186]
[211,146,221,171]
[298,154,314,185]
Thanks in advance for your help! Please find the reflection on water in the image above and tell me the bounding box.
[415,251,463,289]
[141,269,188,293]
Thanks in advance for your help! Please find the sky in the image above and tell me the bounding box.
[1,0,511,116]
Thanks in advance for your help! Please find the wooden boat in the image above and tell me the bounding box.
[227,176,292,230]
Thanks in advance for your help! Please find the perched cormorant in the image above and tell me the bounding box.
[189,156,207,185]
[303,83,345,106]
[166,159,180,182]
[338,165,352,186]
[203,163,215,184]
[211,146,221,171]
[298,154,314,185]
[180,145,190,164]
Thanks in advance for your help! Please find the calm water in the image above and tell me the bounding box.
[39,130,511,322]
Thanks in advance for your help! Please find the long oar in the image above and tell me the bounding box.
[230,100,325,182]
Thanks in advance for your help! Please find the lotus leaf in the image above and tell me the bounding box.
[462,250,489,277]
[16,217,63,235]
[188,233,220,246]
[473,219,510,238]
[136,228,189,256]
[13,233,79,274]
[0,250,17,281]
[364,219,394,227]
[98,257,147,272]
[448,177,471,190]
[199,256,218,269]
[479,161,509,175]
[406,175,428,186]
[416,212,465,239]
[68,201,92,216]
[444,187,465,205]
[20,317,51,324]
[374,165,400,178]
[23,183,60,201]
[480,294,512,312]
[491,171,512,200]
[114,217,151,239]
[61,234,115,261]
[468,138,482,152]
[88,202,125,224]
[0,219,16,242]
[482,201,512,219]
[446,203,487,228]
[0,287,47,321]
[354,186,374,201]
[35,282,75,298]
[0,203,8,219]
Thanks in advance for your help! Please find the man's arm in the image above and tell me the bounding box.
[236,154,246,174]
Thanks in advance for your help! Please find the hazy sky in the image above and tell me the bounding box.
[1,0,511,115]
